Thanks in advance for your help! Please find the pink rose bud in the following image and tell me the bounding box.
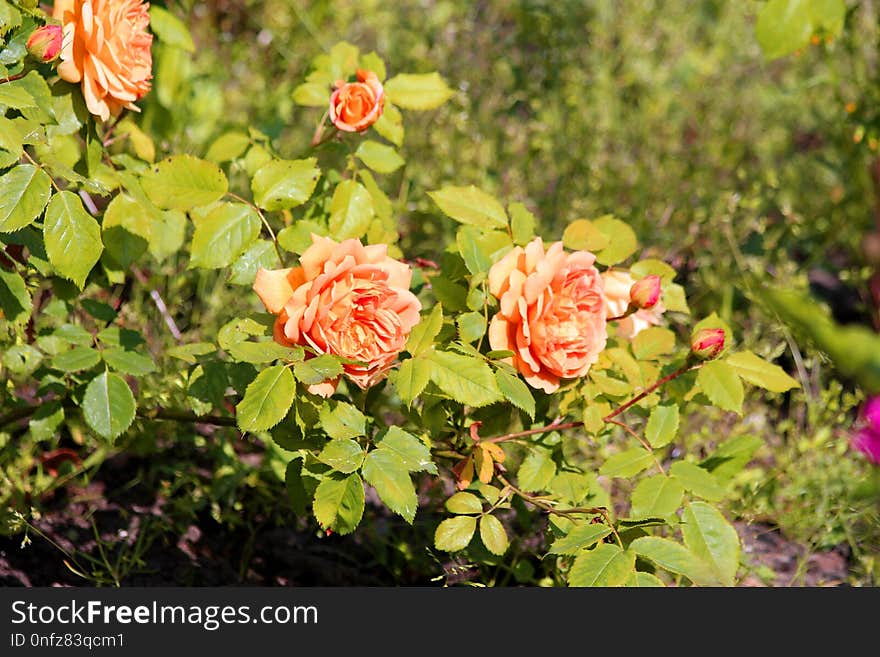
[26,24,63,63]
[690,327,725,360]
[630,275,662,309]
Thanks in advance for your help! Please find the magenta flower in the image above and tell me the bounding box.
[851,396,880,466]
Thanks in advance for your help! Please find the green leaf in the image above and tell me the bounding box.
[384,72,454,110]
[599,448,654,478]
[509,202,537,246]
[149,6,195,52]
[328,179,374,241]
[292,82,331,107]
[568,543,635,587]
[0,267,31,324]
[190,203,261,269]
[445,492,483,515]
[593,216,638,266]
[434,516,476,552]
[318,400,367,440]
[456,226,512,275]
[630,536,718,586]
[293,354,343,385]
[358,51,386,81]
[81,371,136,441]
[285,459,309,516]
[373,103,403,147]
[682,502,740,587]
[229,239,279,286]
[205,131,251,163]
[141,155,228,210]
[101,348,156,377]
[457,311,487,344]
[669,461,727,501]
[630,259,677,283]
[406,304,443,357]
[277,220,328,254]
[148,209,186,262]
[0,2,21,38]
[479,515,508,556]
[102,194,150,269]
[725,350,800,393]
[313,473,365,535]
[235,365,296,433]
[645,404,679,448]
[43,191,103,289]
[549,523,613,555]
[0,165,51,232]
[394,357,431,406]
[251,158,320,211]
[426,350,503,407]
[626,572,666,587]
[562,219,610,252]
[756,1,810,59]
[632,327,676,360]
[697,360,744,414]
[362,449,418,523]
[3,344,41,374]
[699,435,764,482]
[167,342,216,364]
[317,439,365,474]
[377,426,437,474]
[517,448,556,493]
[494,369,535,420]
[51,347,101,373]
[355,140,405,174]
[428,185,508,230]
[630,475,684,519]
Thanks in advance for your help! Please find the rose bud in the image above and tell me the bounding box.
[690,327,726,360]
[329,69,385,133]
[629,275,662,309]
[26,24,63,63]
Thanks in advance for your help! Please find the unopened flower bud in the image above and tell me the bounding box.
[690,328,725,360]
[630,275,662,310]
[26,24,63,63]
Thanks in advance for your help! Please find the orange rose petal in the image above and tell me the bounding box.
[253,267,297,314]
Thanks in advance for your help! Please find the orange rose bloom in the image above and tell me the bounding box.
[329,69,385,132]
[488,238,607,393]
[602,270,666,339]
[53,0,153,122]
[253,235,421,397]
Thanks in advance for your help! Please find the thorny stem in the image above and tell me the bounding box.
[0,72,27,84]
[497,474,623,546]
[485,361,697,445]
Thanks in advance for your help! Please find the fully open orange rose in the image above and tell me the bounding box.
[329,69,385,132]
[53,0,153,122]
[488,238,607,393]
[602,269,666,339]
[253,235,421,397]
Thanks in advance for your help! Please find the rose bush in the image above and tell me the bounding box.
[5,0,865,588]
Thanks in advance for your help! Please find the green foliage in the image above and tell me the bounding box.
[1,0,875,590]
